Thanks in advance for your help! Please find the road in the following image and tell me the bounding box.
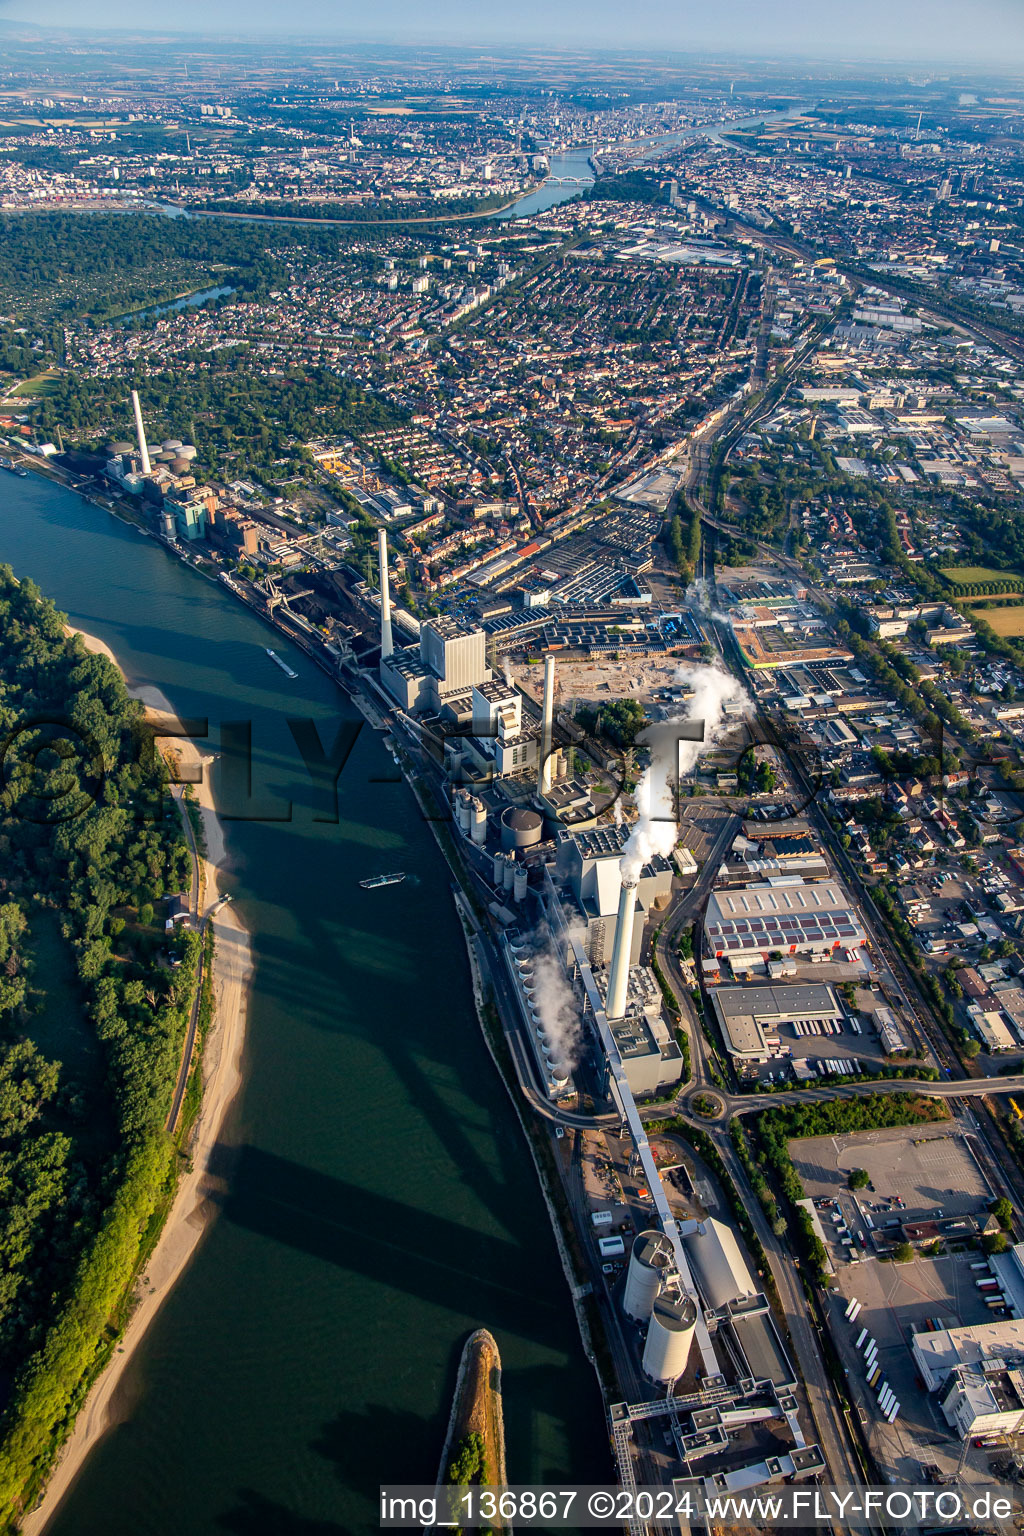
[715,1130,863,1488]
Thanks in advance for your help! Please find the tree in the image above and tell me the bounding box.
[983,1231,1010,1256]
[848,1168,870,1190]
[963,1038,981,1059]
[990,1197,1014,1231]
[893,1241,915,1263]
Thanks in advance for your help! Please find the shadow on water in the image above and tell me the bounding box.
[312,1400,445,1498]
[212,1144,569,1352]
[217,1490,350,1536]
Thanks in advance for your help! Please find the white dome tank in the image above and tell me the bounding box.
[623,1230,675,1322]
[642,1293,697,1383]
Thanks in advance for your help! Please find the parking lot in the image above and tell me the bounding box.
[830,1249,1002,1488]
[791,1124,992,1225]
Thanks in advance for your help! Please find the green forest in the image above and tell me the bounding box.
[0,567,197,1527]
[34,361,404,487]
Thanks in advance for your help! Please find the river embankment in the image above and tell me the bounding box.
[21,630,254,1536]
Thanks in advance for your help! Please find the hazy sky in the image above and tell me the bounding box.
[2,0,1021,64]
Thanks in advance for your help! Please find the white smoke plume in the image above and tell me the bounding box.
[619,660,748,884]
[502,657,513,686]
[531,943,582,1069]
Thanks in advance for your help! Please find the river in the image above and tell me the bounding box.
[0,473,608,1535]
[497,105,811,221]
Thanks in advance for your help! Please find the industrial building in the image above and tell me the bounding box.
[704,879,866,962]
[380,613,492,714]
[913,1307,1024,1437]
[554,823,673,969]
[710,982,844,1064]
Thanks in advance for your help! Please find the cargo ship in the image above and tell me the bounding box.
[266,647,298,679]
[359,872,406,889]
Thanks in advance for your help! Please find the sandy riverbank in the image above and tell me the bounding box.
[22,630,254,1535]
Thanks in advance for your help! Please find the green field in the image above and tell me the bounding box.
[940,565,1022,586]
[974,607,1024,637]
[8,370,60,398]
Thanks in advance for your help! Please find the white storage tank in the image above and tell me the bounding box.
[513,866,528,902]
[623,1230,674,1322]
[502,856,516,892]
[493,852,505,885]
[470,798,487,845]
[455,791,471,833]
[642,1292,697,1383]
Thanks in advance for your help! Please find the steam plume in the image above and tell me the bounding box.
[619,660,747,883]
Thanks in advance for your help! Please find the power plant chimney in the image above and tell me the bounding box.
[538,653,556,797]
[378,528,393,660]
[606,878,638,1020]
[130,389,151,477]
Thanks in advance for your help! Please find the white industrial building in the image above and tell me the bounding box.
[710,983,843,1064]
[683,1218,757,1311]
[704,879,866,962]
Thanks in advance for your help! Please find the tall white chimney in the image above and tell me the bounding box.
[538,653,556,796]
[130,389,151,477]
[606,878,638,1020]
[378,528,393,660]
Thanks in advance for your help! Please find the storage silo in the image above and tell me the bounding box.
[470,798,487,846]
[513,865,528,903]
[177,444,198,461]
[642,1293,697,1383]
[493,851,505,885]
[500,806,543,853]
[456,791,471,833]
[501,855,516,892]
[623,1230,675,1322]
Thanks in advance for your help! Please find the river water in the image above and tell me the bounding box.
[0,473,608,1535]
[497,105,810,221]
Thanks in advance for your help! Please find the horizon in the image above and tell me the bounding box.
[0,1,1021,71]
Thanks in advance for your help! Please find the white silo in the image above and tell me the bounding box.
[642,1293,697,1384]
[493,851,505,885]
[456,791,472,833]
[501,855,515,891]
[513,865,528,902]
[623,1230,675,1322]
[470,798,487,845]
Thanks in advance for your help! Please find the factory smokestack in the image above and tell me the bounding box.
[538,653,555,796]
[130,390,151,477]
[378,528,393,660]
[606,878,638,1020]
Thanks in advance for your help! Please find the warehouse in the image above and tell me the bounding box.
[710,982,843,1063]
[704,879,866,961]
